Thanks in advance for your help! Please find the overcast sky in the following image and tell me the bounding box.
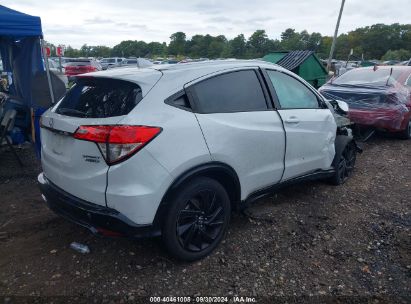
[4,0,411,48]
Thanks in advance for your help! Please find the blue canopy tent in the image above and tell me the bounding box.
[0,5,54,157]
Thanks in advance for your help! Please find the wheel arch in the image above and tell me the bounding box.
[332,134,354,167]
[152,162,241,229]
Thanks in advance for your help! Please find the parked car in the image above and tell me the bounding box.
[50,57,72,68]
[383,60,400,66]
[99,57,124,70]
[111,58,153,69]
[47,59,64,74]
[47,59,68,87]
[39,60,358,261]
[64,59,102,82]
[319,66,411,139]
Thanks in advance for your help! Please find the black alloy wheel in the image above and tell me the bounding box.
[330,141,357,185]
[337,143,356,183]
[398,118,411,139]
[162,177,230,261]
[176,189,225,252]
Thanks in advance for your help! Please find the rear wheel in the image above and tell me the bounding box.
[330,141,357,185]
[398,118,411,140]
[162,177,231,261]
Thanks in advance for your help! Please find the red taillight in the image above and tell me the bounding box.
[74,125,111,142]
[65,65,96,75]
[84,66,97,72]
[74,125,162,165]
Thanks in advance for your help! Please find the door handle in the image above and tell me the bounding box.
[284,116,300,124]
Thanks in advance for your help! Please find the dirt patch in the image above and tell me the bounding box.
[0,137,410,302]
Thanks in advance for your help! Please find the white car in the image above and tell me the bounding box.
[99,57,125,70]
[38,60,358,261]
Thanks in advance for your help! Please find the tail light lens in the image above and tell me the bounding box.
[65,65,96,75]
[74,125,162,165]
[84,66,97,72]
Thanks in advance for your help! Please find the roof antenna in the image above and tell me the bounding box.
[386,67,393,86]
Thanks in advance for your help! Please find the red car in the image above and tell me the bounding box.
[64,58,102,82]
[319,66,411,139]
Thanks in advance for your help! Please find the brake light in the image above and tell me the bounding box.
[74,125,162,165]
[84,66,97,72]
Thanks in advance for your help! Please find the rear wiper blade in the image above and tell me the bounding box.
[56,108,89,117]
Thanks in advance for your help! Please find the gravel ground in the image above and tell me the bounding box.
[0,136,410,303]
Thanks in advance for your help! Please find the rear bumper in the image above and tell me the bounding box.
[348,107,410,131]
[38,172,160,238]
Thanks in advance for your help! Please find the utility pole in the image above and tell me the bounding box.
[327,0,346,72]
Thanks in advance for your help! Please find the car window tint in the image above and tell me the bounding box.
[192,70,267,113]
[55,78,142,118]
[267,70,319,109]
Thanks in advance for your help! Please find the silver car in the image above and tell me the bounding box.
[38,60,357,261]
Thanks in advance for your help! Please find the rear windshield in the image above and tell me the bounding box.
[333,68,402,86]
[66,61,92,66]
[55,78,143,118]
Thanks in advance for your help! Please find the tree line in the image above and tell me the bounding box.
[59,23,411,61]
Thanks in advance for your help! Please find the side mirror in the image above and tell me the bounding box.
[336,100,349,113]
[326,98,349,114]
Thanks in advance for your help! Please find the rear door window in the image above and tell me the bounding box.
[55,78,142,118]
[189,70,268,113]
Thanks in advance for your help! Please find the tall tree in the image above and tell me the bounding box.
[280,28,302,50]
[207,35,227,58]
[58,23,411,61]
[168,32,186,56]
[247,30,270,58]
[229,34,246,58]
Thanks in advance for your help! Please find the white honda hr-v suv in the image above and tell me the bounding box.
[38,60,358,261]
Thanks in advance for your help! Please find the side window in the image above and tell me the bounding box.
[267,70,319,109]
[165,91,192,111]
[191,70,267,113]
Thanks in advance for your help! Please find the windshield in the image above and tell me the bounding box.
[333,68,402,86]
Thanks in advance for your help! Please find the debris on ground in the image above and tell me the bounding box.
[70,242,90,254]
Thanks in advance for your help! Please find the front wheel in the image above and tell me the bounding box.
[397,118,411,140]
[330,141,357,185]
[162,177,231,261]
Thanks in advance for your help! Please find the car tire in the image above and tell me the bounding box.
[162,177,231,261]
[330,141,357,185]
[398,118,411,140]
